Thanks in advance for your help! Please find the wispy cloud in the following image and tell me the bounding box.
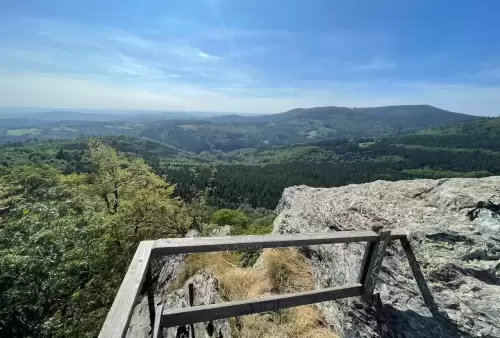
[171,45,224,61]
[0,17,239,83]
[99,54,180,79]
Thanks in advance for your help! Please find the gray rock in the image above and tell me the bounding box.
[273,177,500,338]
[162,271,232,338]
[126,254,188,338]
[211,225,231,237]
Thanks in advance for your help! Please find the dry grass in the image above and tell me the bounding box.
[233,306,338,338]
[261,248,314,293]
[173,248,339,338]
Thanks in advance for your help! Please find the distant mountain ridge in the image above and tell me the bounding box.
[144,105,479,152]
[1,104,482,151]
[212,105,476,126]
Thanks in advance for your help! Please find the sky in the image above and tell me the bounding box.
[0,0,499,115]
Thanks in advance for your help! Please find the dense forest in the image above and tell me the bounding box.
[2,121,500,209]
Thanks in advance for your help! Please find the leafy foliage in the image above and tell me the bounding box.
[212,209,250,228]
[0,141,212,337]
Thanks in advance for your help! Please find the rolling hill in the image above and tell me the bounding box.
[420,116,500,136]
[1,105,481,152]
[140,105,480,151]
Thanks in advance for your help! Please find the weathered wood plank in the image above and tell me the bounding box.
[361,229,391,302]
[162,284,363,327]
[99,240,154,338]
[152,230,405,255]
[152,303,164,338]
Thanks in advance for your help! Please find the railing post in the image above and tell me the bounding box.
[188,283,196,338]
[152,303,164,338]
[145,266,156,330]
[359,226,391,302]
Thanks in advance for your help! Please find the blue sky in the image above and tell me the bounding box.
[0,0,499,115]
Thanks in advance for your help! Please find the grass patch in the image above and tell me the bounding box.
[172,248,337,338]
[6,128,41,136]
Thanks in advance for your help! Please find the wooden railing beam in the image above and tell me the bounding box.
[162,284,363,327]
[152,229,406,255]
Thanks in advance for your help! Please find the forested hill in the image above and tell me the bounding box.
[140,105,478,151]
[1,105,480,151]
[212,104,476,127]
[420,116,500,136]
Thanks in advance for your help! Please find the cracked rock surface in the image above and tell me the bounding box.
[273,177,500,338]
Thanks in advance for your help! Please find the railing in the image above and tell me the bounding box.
[99,226,415,338]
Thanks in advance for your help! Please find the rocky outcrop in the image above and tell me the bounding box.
[273,177,500,338]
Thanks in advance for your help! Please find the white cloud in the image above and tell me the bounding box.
[172,45,223,61]
[103,54,179,79]
[197,50,223,60]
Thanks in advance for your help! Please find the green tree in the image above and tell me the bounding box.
[212,209,249,228]
[0,141,207,337]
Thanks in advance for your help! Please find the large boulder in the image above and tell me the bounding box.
[273,177,500,338]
